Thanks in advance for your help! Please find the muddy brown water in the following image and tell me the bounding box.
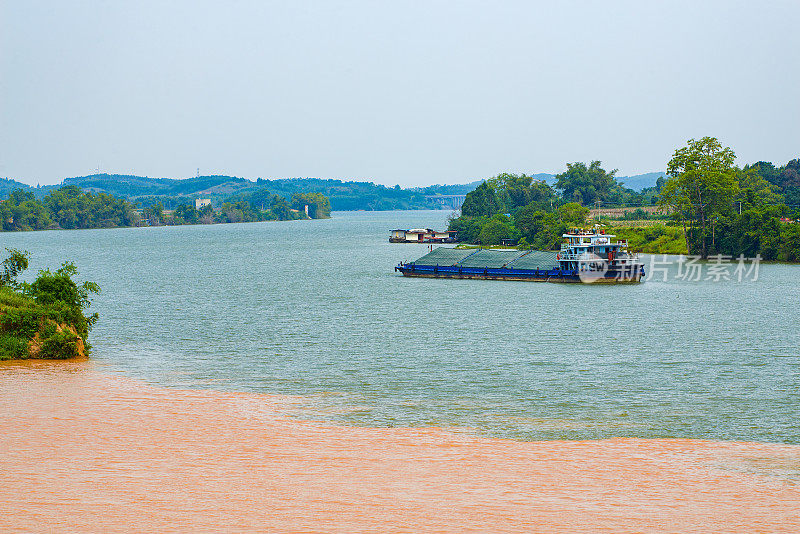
[2,362,799,533]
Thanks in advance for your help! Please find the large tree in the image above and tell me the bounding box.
[476,214,517,245]
[291,192,331,218]
[778,159,800,206]
[461,174,559,218]
[460,181,502,217]
[554,161,617,206]
[660,137,739,258]
[486,173,535,212]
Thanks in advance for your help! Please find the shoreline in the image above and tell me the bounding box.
[0,213,325,235]
[2,361,799,533]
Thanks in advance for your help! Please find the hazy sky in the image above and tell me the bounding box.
[2,1,799,187]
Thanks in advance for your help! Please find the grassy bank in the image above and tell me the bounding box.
[0,288,88,360]
[0,251,97,360]
[453,224,688,255]
[607,224,688,254]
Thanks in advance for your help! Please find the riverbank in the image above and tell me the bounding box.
[454,224,689,255]
[608,224,688,254]
[2,362,799,533]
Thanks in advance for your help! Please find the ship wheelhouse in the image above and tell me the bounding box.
[558,227,643,278]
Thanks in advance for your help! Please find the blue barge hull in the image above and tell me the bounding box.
[395,263,643,283]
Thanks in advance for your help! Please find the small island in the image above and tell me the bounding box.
[0,249,98,360]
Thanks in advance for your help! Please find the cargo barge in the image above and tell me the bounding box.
[395,228,645,283]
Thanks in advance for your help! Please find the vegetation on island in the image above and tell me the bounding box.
[0,185,331,232]
[448,139,800,261]
[0,249,98,360]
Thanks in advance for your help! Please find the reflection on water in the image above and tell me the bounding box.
[2,210,799,443]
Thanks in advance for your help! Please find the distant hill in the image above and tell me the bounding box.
[538,171,664,192]
[531,173,557,184]
[417,180,484,196]
[27,174,482,211]
[0,178,37,198]
[1,170,665,210]
[62,174,253,198]
[616,172,666,191]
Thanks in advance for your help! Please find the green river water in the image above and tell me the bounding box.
[3,210,798,443]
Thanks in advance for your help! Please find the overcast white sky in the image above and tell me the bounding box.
[2,0,799,187]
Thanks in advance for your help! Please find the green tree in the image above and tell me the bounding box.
[778,159,800,205]
[461,182,502,217]
[555,161,617,206]
[744,159,800,205]
[781,222,800,262]
[447,215,488,244]
[173,203,199,224]
[0,249,29,288]
[661,137,739,258]
[11,200,53,230]
[199,203,214,219]
[477,214,517,245]
[528,180,559,209]
[291,193,331,218]
[487,173,533,211]
[462,174,559,217]
[735,167,782,208]
[514,202,589,250]
[0,255,101,360]
[270,195,291,220]
[26,262,100,340]
[556,202,590,226]
[7,189,35,205]
[714,205,786,260]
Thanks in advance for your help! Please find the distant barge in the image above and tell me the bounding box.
[390,228,456,243]
[395,228,645,284]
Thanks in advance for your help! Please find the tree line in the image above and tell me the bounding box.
[0,186,138,231]
[448,139,800,262]
[8,173,469,211]
[149,192,331,226]
[0,186,331,232]
[660,137,799,261]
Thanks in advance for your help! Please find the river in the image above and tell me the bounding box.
[3,210,798,443]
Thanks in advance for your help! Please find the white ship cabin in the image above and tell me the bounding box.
[558,227,637,270]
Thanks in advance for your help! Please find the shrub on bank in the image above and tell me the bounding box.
[0,249,98,361]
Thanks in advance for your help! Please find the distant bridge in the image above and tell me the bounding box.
[425,194,467,209]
